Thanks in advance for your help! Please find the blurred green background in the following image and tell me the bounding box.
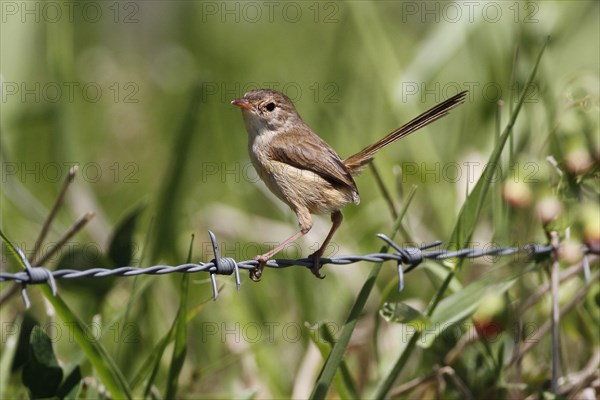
[1,1,598,398]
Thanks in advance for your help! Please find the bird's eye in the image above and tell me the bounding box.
[265,102,276,112]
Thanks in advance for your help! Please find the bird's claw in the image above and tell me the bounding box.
[250,255,268,282]
[308,252,326,279]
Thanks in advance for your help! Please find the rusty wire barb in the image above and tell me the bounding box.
[1,231,597,308]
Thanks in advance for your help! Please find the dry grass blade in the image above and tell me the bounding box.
[30,166,78,263]
[34,212,95,267]
[509,270,600,367]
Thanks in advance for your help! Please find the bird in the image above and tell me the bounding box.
[232,88,467,280]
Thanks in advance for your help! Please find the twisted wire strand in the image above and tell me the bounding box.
[1,231,596,307]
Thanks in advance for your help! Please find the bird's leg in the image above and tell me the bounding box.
[251,209,313,281]
[308,210,343,279]
[251,229,308,281]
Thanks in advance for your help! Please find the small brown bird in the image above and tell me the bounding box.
[232,89,467,280]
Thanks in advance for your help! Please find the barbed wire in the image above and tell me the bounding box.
[1,231,597,308]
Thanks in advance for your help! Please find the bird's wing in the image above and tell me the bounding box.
[267,129,357,190]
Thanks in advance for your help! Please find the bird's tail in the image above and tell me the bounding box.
[343,91,468,174]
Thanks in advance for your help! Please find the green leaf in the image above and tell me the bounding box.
[380,302,429,327]
[419,277,517,348]
[22,326,63,399]
[108,205,145,267]
[56,365,82,399]
[10,314,38,372]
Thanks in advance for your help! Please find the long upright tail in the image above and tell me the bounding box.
[343,91,468,174]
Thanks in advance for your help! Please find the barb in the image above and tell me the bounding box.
[208,230,240,300]
[1,231,597,308]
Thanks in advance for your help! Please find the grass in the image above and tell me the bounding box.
[1,1,599,398]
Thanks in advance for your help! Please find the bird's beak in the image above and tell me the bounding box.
[231,98,253,110]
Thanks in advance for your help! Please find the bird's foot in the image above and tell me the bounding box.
[308,252,326,279]
[250,255,268,282]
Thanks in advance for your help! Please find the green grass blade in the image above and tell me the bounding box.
[141,322,175,396]
[306,323,359,399]
[40,291,131,399]
[133,297,209,391]
[372,38,549,399]
[309,186,418,400]
[149,84,205,263]
[449,38,548,251]
[321,324,359,400]
[115,214,154,364]
[165,236,193,399]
